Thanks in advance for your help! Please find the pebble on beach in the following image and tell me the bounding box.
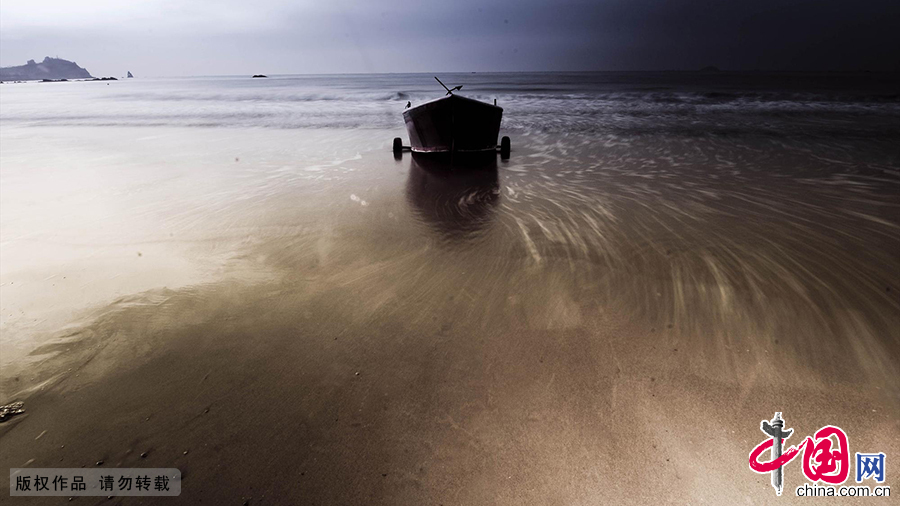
[0,400,26,422]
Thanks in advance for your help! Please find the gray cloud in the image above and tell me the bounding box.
[1,0,897,76]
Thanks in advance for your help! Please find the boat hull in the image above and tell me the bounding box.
[402,95,502,154]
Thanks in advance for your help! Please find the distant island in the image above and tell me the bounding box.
[698,65,721,72]
[0,57,93,81]
[252,74,268,78]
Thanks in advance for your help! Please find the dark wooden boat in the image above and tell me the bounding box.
[395,77,510,159]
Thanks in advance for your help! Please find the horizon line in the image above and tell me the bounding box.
[88,68,900,79]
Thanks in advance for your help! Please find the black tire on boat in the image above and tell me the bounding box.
[393,137,403,154]
[500,136,511,159]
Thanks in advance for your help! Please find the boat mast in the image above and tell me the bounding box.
[434,76,462,95]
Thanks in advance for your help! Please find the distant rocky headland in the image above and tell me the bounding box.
[0,57,93,81]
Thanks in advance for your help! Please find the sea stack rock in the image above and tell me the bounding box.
[0,57,93,81]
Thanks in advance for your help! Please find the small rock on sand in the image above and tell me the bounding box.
[0,401,25,422]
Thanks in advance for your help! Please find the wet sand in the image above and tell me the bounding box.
[1,125,898,504]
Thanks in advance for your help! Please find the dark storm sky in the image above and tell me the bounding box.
[1,0,897,76]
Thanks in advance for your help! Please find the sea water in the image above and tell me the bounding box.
[1,71,898,392]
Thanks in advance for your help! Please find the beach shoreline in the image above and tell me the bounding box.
[2,73,899,503]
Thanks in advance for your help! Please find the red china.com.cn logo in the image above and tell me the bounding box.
[749,412,889,498]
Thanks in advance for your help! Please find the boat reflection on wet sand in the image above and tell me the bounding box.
[405,153,500,241]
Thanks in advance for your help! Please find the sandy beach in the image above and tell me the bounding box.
[1,74,899,504]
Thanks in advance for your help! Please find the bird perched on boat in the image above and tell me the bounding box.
[405,101,411,109]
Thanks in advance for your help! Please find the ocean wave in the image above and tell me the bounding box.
[104,90,415,103]
[2,73,897,138]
